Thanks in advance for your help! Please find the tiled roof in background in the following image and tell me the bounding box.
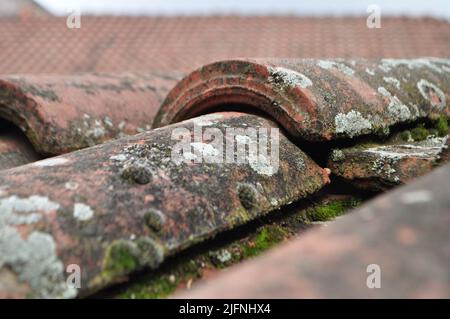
[0,16,449,74]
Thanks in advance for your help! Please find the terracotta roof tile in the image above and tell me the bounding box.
[0,17,449,74]
[177,163,450,298]
[0,72,182,155]
[154,58,450,141]
[0,112,329,298]
[0,58,448,298]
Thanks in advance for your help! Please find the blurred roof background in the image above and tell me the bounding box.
[0,0,449,74]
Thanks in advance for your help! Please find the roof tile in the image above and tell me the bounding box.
[0,112,329,298]
[0,72,181,155]
[177,163,450,298]
[0,17,449,74]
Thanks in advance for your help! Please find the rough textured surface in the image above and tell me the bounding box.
[0,112,329,298]
[99,194,362,299]
[0,72,182,155]
[0,17,449,74]
[177,163,450,298]
[328,133,449,191]
[154,58,450,142]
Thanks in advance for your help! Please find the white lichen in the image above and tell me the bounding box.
[0,226,77,298]
[378,87,412,122]
[73,203,94,221]
[192,113,223,126]
[248,154,278,177]
[110,154,127,162]
[364,136,447,160]
[365,68,375,76]
[335,110,372,138]
[85,119,106,139]
[103,116,114,128]
[417,79,446,110]
[383,77,401,89]
[268,66,313,89]
[0,195,60,227]
[379,58,447,74]
[215,249,232,263]
[64,182,79,191]
[270,198,279,206]
[330,149,345,162]
[190,142,220,158]
[118,121,126,130]
[317,60,355,76]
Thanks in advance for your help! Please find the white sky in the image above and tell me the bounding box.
[34,0,450,20]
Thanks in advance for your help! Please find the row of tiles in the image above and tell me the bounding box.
[0,58,449,297]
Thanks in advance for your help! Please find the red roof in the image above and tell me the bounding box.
[0,16,449,74]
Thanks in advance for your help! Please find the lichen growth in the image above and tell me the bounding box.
[335,110,372,138]
[0,227,77,298]
[108,197,363,299]
[378,87,412,122]
[268,66,313,89]
[417,79,446,110]
[121,160,153,184]
[317,60,355,76]
[237,184,257,210]
[73,203,94,221]
[330,149,345,162]
[102,241,140,278]
[144,209,166,232]
[101,238,165,281]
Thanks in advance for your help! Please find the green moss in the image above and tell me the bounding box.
[110,196,364,299]
[118,259,201,299]
[103,241,140,278]
[410,125,430,141]
[242,226,287,258]
[433,116,449,137]
[119,276,176,299]
[306,198,361,222]
[399,130,412,142]
[399,117,448,143]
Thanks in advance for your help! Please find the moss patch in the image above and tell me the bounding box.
[306,198,362,222]
[433,116,449,137]
[104,196,363,299]
[102,241,140,279]
[401,117,449,142]
[410,125,430,141]
[118,259,201,299]
[242,226,287,258]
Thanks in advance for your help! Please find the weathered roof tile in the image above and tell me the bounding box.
[0,72,182,155]
[0,112,329,298]
[176,163,450,298]
[154,58,449,141]
[328,135,449,191]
